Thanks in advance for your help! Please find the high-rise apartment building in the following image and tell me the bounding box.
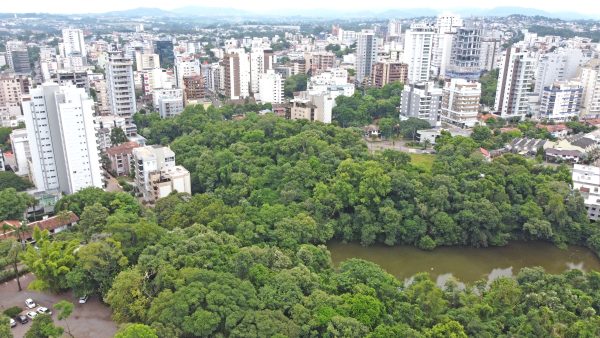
[106,51,137,135]
[539,81,582,121]
[580,59,600,116]
[388,19,402,39]
[250,48,274,94]
[572,164,600,221]
[5,40,27,72]
[223,49,250,100]
[494,47,536,120]
[182,75,206,104]
[446,23,483,80]
[174,56,201,89]
[400,81,442,124]
[355,30,378,84]
[0,74,29,127]
[258,70,284,104]
[22,83,102,194]
[153,89,184,118]
[371,62,408,88]
[305,52,335,76]
[441,79,481,128]
[10,128,30,176]
[403,24,436,84]
[61,28,86,57]
[135,52,160,71]
[431,14,463,77]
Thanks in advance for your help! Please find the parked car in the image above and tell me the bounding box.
[25,298,36,309]
[79,295,89,304]
[9,318,16,327]
[16,315,28,324]
[36,306,52,315]
[26,311,37,320]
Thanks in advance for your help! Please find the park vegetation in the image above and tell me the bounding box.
[2,104,600,337]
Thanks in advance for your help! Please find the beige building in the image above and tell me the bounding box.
[441,79,481,128]
[0,74,30,127]
[148,165,191,202]
[289,92,334,124]
[305,52,336,75]
[105,141,139,176]
[371,61,408,88]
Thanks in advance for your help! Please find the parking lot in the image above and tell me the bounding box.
[0,273,117,338]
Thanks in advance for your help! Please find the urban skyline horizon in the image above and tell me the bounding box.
[3,1,600,18]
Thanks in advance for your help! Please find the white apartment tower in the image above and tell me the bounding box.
[22,83,102,194]
[494,47,536,120]
[355,30,378,84]
[579,59,600,116]
[258,70,284,104]
[403,24,436,84]
[62,28,86,57]
[388,19,402,39]
[174,56,201,89]
[223,49,251,100]
[539,81,582,122]
[441,79,481,128]
[106,51,137,135]
[153,89,184,118]
[250,48,274,94]
[572,164,600,221]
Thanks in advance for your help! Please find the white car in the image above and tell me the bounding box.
[9,318,16,328]
[26,311,37,320]
[25,298,36,309]
[79,295,88,304]
[36,306,52,315]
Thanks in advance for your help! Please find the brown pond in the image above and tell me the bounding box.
[328,241,600,285]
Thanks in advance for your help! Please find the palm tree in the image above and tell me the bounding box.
[1,222,12,240]
[14,219,31,250]
[8,241,22,291]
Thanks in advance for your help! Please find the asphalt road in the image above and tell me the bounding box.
[0,273,117,338]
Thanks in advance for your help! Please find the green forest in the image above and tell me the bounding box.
[2,104,600,337]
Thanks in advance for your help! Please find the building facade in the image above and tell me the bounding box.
[441,79,481,128]
[403,24,436,84]
[572,164,600,221]
[539,81,583,121]
[22,83,102,194]
[106,51,137,135]
[355,30,378,84]
[494,47,536,120]
[371,62,408,88]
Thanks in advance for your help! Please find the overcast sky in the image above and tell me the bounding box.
[3,0,600,16]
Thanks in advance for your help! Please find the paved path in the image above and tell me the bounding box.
[364,139,435,154]
[0,273,117,338]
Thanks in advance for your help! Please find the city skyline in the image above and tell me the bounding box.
[3,0,600,18]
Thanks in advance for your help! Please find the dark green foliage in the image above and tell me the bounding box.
[110,127,128,146]
[480,69,499,107]
[22,107,600,337]
[3,306,22,318]
[284,74,308,98]
[333,82,403,127]
[0,171,33,191]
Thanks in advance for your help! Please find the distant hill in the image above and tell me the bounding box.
[101,7,176,18]
[170,6,251,17]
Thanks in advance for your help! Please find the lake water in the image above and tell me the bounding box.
[328,241,600,286]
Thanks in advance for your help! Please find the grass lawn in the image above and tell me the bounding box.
[409,153,436,171]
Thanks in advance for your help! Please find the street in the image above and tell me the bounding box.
[364,138,435,154]
[0,274,117,338]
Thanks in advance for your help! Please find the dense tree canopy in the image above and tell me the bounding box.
[18,104,600,337]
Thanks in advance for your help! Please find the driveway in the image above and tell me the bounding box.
[364,138,435,154]
[0,274,117,338]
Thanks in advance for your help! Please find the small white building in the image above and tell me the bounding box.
[539,81,582,122]
[153,89,184,118]
[10,128,30,176]
[132,145,176,202]
[572,164,600,221]
[149,165,191,201]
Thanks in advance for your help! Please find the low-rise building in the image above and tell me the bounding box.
[148,165,192,201]
[153,89,184,118]
[572,164,600,220]
[133,145,176,202]
[105,142,140,176]
[289,91,334,124]
[441,79,481,128]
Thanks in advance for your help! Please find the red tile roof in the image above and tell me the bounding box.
[106,142,139,156]
[1,212,79,240]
